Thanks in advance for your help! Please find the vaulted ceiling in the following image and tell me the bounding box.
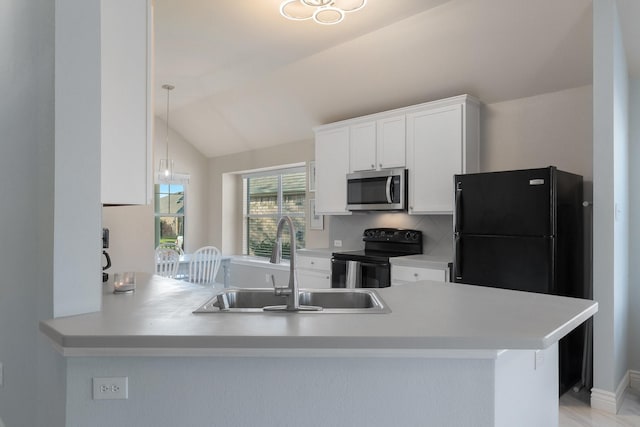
[153,0,638,159]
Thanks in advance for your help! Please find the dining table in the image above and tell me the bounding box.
[178,253,232,287]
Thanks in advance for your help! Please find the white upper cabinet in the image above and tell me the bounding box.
[349,121,377,172]
[315,95,479,216]
[349,116,405,172]
[100,0,153,205]
[376,115,406,170]
[315,127,351,215]
[406,97,480,214]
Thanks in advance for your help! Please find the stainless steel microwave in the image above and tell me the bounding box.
[346,168,407,211]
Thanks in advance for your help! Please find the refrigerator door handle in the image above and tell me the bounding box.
[454,233,462,281]
[454,181,462,232]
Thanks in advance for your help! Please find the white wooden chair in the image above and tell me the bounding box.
[155,248,180,278]
[188,246,222,284]
[156,241,184,255]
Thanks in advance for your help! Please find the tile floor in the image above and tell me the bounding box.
[559,388,640,426]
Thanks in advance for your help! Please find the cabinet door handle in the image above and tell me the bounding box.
[371,164,375,169]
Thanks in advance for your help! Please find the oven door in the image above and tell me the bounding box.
[331,258,391,288]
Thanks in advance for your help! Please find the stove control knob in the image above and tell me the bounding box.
[405,231,419,241]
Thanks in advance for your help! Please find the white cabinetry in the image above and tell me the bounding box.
[349,116,405,172]
[100,0,153,205]
[315,127,350,215]
[391,265,449,285]
[315,95,479,216]
[376,115,406,170]
[406,97,480,214]
[349,121,376,172]
[297,256,331,288]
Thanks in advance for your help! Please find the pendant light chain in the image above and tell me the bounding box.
[161,84,175,178]
[163,84,174,162]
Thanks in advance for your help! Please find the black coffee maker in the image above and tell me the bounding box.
[102,228,112,282]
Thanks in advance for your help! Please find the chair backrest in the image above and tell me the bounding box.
[188,246,222,284]
[156,241,184,255]
[155,248,180,278]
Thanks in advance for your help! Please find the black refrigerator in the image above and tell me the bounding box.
[453,166,587,395]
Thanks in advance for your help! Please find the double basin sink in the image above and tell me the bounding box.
[194,288,390,314]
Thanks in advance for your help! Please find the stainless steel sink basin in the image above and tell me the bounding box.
[298,290,381,309]
[193,288,390,314]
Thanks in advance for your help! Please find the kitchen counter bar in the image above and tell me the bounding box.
[40,273,597,357]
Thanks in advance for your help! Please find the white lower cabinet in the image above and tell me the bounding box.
[297,256,331,288]
[391,264,449,285]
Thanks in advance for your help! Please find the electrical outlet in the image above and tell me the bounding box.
[93,377,128,400]
[334,240,342,248]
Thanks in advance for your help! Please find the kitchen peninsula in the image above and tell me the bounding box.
[40,274,596,427]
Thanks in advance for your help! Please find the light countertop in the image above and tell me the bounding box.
[40,273,597,357]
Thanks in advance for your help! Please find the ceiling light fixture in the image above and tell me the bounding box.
[279,0,367,25]
[159,84,175,180]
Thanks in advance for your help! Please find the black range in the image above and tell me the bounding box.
[331,228,422,288]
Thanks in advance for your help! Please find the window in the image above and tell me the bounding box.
[243,167,306,259]
[155,183,185,250]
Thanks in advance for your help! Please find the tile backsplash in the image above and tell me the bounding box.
[327,213,454,258]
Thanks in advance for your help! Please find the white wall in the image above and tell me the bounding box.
[65,356,496,427]
[53,0,102,317]
[101,118,209,274]
[592,0,630,404]
[0,1,61,426]
[482,85,593,183]
[102,205,155,274]
[628,79,640,371]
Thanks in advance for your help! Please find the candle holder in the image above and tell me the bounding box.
[113,272,136,293]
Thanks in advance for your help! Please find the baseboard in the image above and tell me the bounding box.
[629,370,640,390]
[590,371,630,414]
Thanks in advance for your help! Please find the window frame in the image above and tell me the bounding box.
[154,182,186,249]
[242,166,306,258]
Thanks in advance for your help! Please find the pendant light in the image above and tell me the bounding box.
[159,84,175,179]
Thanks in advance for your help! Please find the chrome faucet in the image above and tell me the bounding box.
[266,216,321,312]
